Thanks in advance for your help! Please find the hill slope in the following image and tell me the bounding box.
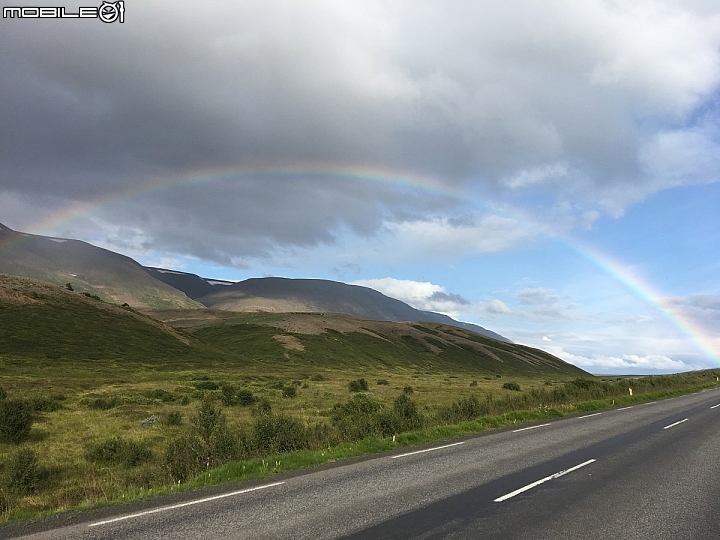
[0,223,201,309]
[0,275,588,377]
[189,276,510,343]
[148,309,590,377]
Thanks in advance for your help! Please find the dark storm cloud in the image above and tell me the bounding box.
[1,1,719,260]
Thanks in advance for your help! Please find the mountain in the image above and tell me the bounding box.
[158,274,511,343]
[0,223,201,309]
[143,266,234,299]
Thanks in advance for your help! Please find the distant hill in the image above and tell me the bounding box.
[148,309,589,377]
[0,274,588,377]
[143,266,234,299]
[0,223,201,309]
[178,275,511,343]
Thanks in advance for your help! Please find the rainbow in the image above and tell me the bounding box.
[2,163,717,365]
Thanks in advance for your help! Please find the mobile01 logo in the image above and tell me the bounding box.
[3,1,124,23]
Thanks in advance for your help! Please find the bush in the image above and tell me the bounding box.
[87,437,152,467]
[252,414,307,454]
[87,396,120,410]
[403,386,414,394]
[348,378,369,392]
[470,380,478,387]
[147,389,176,402]
[331,394,383,441]
[440,395,488,424]
[237,390,256,407]
[221,384,238,406]
[166,411,182,426]
[192,395,226,447]
[282,386,297,398]
[28,397,63,412]
[0,399,33,444]
[376,379,389,386]
[0,387,6,400]
[503,382,521,391]
[165,434,204,483]
[7,448,41,495]
[310,374,325,381]
[252,398,272,416]
[193,380,219,391]
[390,394,424,433]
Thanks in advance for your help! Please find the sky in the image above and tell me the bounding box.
[1,0,719,374]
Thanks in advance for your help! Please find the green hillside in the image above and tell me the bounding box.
[184,312,588,377]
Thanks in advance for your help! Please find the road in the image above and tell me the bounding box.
[5,388,720,539]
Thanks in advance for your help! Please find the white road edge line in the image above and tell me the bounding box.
[645,401,657,405]
[88,482,286,527]
[577,413,602,419]
[616,406,633,411]
[391,441,465,459]
[512,423,551,433]
[494,459,596,503]
[663,418,688,430]
[710,404,720,409]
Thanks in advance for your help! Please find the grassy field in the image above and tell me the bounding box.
[0,275,717,523]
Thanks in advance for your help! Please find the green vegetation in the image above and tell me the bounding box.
[0,276,717,524]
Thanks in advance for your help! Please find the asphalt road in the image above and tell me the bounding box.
[5,388,720,539]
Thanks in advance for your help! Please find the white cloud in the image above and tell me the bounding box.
[503,162,569,189]
[353,277,468,317]
[385,216,535,260]
[476,286,581,322]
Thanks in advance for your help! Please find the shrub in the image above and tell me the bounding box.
[502,382,521,391]
[439,395,488,424]
[282,385,297,398]
[348,379,369,392]
[147,389,176,402]
[211,429,246,466]
[87,396,120,410]
[331,394,384,441]
[193,380,219,391]
[252,398,272,416]
[0,399,33,444]
[310,374,325,381]
[166,411,182,426]
[0,387,6,400]
[376,379,389,386]
[192,395,226,447]
[221,384,238,406]
[252,414,307,454]
[65,282,73,291]
[7,448,41,495]
[390,394,423,433]
[403,386,414,394]
[28,397,63,412]
[470,380,478,387]
[165,434,204,483]
[237,390,256,407]
[87,437,151,467]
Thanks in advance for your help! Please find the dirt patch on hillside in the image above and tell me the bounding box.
[273,334,305,351]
